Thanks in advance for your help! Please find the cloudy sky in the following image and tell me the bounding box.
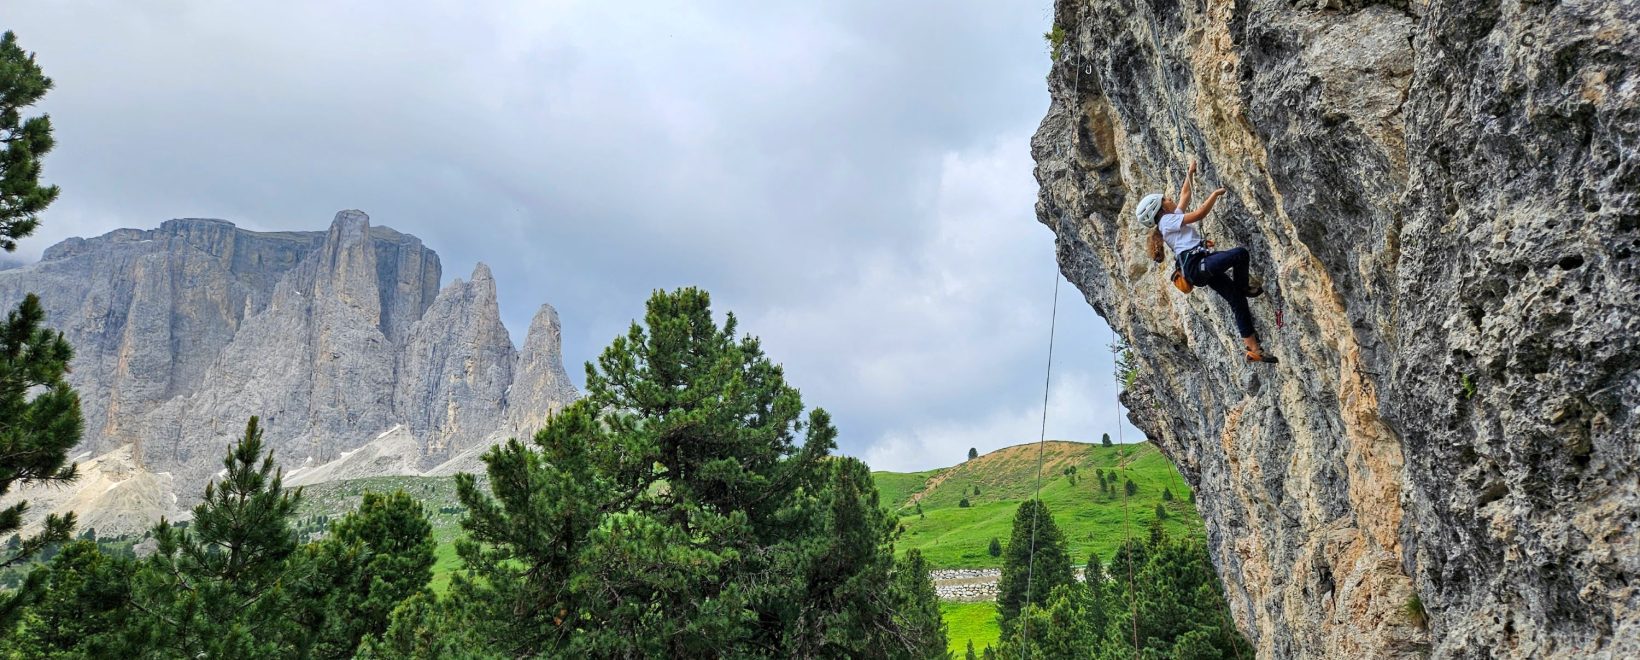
[7,0,1141,471]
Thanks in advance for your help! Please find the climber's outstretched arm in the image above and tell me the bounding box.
[1178,159,1197,210]
[1182,187,1226,225]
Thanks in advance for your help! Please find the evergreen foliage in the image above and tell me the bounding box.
[124,417,307,657]
[0,31,60,251]
[988,537,1002,558]
[993,526,1249,658]
[0,541,131,657]
[1163,487,1174,502]
[1125,478,1138,496]
[437,288,944,657]
[293,490,436,657]
[888,549,948,657]
[0,293,82,630]
[1101,433,1112,447]
[968,447,978,461]
[995,499,1072,625]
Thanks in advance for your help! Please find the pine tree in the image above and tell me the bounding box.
[1162,487,1174,502]
[988,537,1002,558]
[996,499,1072,626]
[445,288,942,657]
[1101,433,1112,447]
[964,639,978,660]
[1155,503,1168,521]
[294,490,435,656]
[1103,533,1251,658]
[1085,552,1104,585]
[126,418,305,657]
[887,549,947,658]
[997,584,1100,658]
[0,540,131,657]
[0,31,60,251]
[0,294,83,631]
[968,447,978,461]
[1125,478,1138,496]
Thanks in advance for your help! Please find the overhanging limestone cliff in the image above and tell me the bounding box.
[1033,1,1637,657]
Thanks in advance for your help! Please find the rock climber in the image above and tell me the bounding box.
[1140,160,1278,364]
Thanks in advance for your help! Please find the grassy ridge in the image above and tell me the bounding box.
[874,441,1201,569]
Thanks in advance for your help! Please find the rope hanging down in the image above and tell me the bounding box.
[1016,27,1084,655]
[1139,0,1188,156]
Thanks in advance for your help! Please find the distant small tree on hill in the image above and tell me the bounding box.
[1162,487,1174,502]
[968,447,978,461]
[988,537,1002,558]
[1125,478,1138,496]
[959,498,971,508]
[1155,503,1168,520]
[1101,433,1112,447]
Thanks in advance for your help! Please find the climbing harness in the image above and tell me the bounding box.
[1171,244,1211,294]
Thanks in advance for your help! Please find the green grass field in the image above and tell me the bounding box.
[941,601,1001,656]
[874,441,1201,569]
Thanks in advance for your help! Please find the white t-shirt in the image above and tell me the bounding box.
[1158,212,1202,256]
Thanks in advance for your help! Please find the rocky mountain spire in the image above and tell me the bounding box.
[395,263,516,465]
[505,302,579,436]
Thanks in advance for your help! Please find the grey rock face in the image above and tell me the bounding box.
[0,211,577,510]
[395,263,516,465]
[1034,1,1636,658]
[505,303,578,437]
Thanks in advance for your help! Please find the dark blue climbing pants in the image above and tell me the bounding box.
[1198,247,1256,339]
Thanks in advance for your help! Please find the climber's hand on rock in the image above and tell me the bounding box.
[1211,187,1226,198]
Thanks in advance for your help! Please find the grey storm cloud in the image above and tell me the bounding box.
[6,0,1141,471]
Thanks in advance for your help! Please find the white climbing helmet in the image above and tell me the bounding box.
[1135,193,1164,227]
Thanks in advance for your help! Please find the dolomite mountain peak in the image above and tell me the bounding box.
[0,211,578,534]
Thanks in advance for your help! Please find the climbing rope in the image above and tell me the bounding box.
[1017,22,1085,654]
[1138,0,1189,156]
[1114,331,1141,657]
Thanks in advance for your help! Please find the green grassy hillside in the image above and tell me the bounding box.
[873,441,1201,569]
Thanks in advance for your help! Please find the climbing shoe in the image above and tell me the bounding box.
[1246,351,1279,364]
[1245,284,1265,298]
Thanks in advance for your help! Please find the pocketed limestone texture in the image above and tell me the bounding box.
[1033,1,1636,657]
